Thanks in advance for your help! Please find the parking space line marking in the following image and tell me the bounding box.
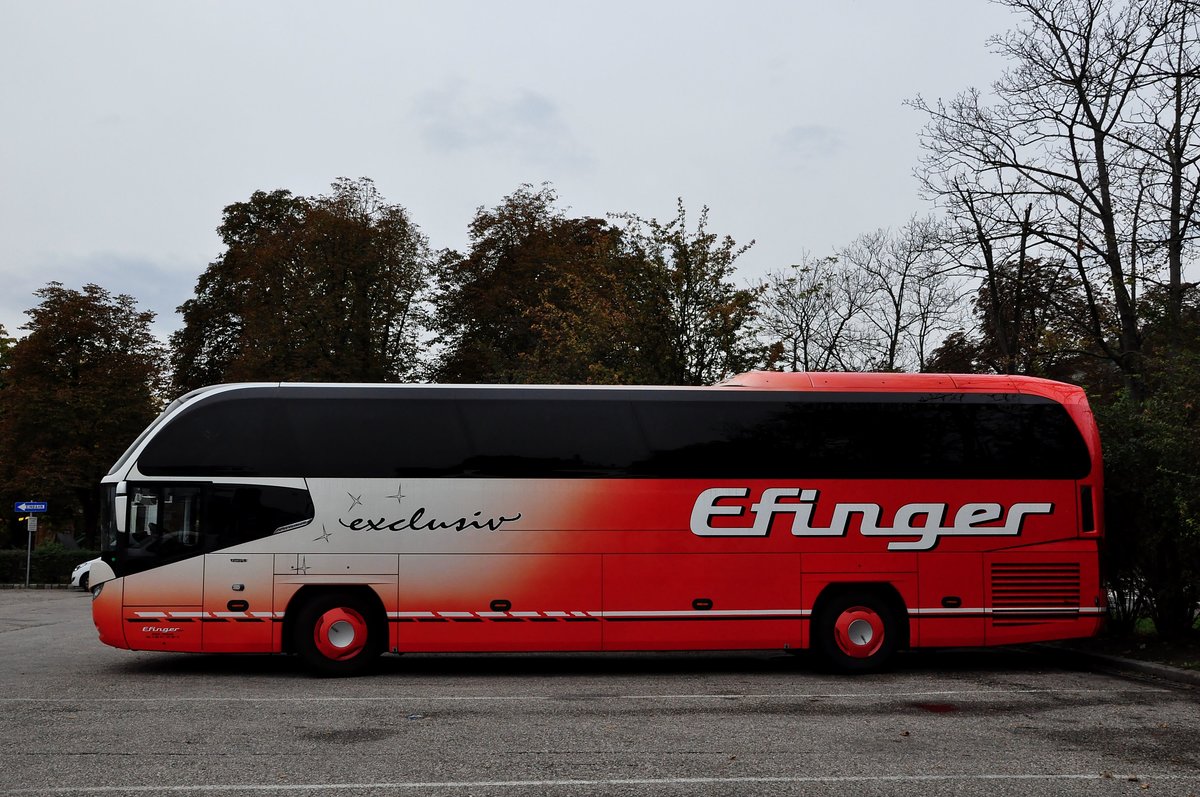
[9,773,1200,794]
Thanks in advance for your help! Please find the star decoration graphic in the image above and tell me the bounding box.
[385,483,406,505]
[290,555,310,575]
[313,525,333,544]
[346,492,363,511]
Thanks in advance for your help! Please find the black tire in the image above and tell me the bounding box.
[79,573,89,592]
[292,592,384,677]
[813,590,900,673]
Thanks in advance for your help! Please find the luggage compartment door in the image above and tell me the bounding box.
[396,554,602,652]
[602,553,802,651]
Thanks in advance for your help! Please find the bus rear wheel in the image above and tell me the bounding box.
[293,592,383,677]
[814,590,899,673]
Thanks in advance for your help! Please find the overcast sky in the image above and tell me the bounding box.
[0,1,1015,341]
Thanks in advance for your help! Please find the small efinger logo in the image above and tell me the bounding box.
[689,487,1053,551]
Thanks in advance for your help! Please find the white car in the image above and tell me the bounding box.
[70,557,101,591]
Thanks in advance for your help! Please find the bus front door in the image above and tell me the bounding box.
[202,553,275,653]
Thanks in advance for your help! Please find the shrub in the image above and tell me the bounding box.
[1097,360,1200,639]
[0,545,99,584]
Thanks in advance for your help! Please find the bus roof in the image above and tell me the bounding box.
[716,371,1086,405]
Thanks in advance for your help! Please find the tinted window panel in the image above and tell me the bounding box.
[461,399,645,476]
[283,398,470,477]
[206,485,315,549]
[634,397,1087,479]
[137,389,1091,480]
[138,394,294,477]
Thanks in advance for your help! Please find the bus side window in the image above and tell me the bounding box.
[156,486,203,553]
[123,485,204,569]
[206,485,314,550]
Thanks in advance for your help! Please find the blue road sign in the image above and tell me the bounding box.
[14,502,47,513]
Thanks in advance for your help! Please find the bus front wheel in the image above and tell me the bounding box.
[813,590,899,673]
[292,592,383,677]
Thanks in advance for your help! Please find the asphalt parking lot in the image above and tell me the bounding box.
[0,590,1197,797]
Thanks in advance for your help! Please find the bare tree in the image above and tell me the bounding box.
[757,254,872,372]
[1118,1,1200,334]
[758,221,963,373]
[923,168,1101,373]
[902,225,964,369]
[840,219,964,372]
[911,0,1184,390]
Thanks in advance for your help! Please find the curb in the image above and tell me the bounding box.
[0,584,74,590]
[1037,643,1200,688]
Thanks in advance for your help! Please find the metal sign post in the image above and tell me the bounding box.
[15,503,47,588]
[25,517,37,588]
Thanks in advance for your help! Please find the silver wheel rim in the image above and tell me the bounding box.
[847,618,874,647]
[327,619,357,649]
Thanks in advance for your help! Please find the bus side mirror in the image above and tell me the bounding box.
[115,482,128,533]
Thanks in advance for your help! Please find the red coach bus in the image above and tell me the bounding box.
[90,372,1105,675]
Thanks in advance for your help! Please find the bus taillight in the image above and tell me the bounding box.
[1080,485,1096,533]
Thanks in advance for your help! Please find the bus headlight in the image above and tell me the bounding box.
[91,583,104,600]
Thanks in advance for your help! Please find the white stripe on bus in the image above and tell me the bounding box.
[135,606,1105,621]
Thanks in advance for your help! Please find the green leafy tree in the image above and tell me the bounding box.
[0,284,165,547]
[925,257,1102,381]
[0,322,12,546]
[170,189,306,389]
[433,184,568,382]
[433,184,657,384]
[511,224,652,384]
[1095,287,1200,637]
[0,323,12,381]
[434,187,760,386]
[1098,362,1200,637]
[614,200,760,385]
[171,178,431,392]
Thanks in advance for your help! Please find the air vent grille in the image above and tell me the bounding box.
[990,562,1081,625]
